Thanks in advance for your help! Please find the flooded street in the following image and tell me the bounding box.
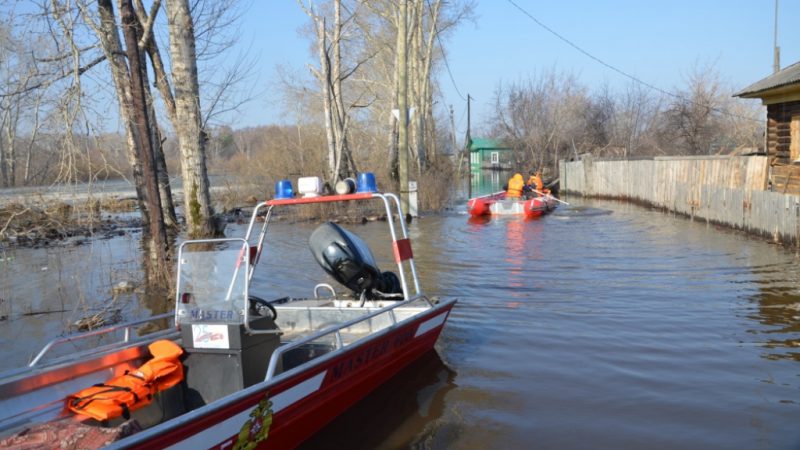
[2,196,800,449]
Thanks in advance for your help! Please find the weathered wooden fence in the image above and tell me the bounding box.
[560,155,800,245]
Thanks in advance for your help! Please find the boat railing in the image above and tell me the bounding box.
[264,295,434,380]
[243,192,424,302]
[26,312,176,368]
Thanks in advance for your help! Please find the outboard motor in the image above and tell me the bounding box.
[309,222,402,299]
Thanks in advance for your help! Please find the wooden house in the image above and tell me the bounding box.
[469,138,513,171]
[735,61,800,194]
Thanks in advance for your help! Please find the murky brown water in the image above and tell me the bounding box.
[2,197,799,449]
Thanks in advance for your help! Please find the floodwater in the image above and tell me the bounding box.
[2,197,800,449]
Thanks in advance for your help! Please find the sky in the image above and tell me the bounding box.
[233,0,800,139]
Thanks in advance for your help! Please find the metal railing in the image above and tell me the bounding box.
[263,295,434,380]
[28,312,175,367]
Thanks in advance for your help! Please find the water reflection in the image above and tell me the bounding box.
[0,235,144,367]
[2,197,800,448]
[470,169,507,197]
[747,289,800,362]
[298,351,456,450]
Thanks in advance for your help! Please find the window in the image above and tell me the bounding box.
[792,116,800,161]
[491,151,499,165]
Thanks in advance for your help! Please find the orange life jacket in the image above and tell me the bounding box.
[67,340,184,422]
[507,174,524,198]
[527,175,543,192]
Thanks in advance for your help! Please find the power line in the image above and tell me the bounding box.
[427,0,466,102]
[505,0,761,124]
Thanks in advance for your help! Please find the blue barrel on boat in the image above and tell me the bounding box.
[275,179,293,199]
[356,172,377,193]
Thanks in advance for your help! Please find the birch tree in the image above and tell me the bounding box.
[298,0,359,185]
[165,0,215,237]
[359,0,473,179]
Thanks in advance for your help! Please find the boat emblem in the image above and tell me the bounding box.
[233,394,273,450]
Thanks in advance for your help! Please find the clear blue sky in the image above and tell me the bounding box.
[234,0,800,138]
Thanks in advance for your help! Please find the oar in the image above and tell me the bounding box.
[532,189,570,205]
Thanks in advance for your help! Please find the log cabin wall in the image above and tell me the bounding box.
[767,101,800,194]
[767,100,800,164]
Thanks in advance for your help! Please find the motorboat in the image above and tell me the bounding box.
[0,187,455,449]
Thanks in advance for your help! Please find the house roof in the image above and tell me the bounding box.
[735,61,800,98]
[469,137,510,152]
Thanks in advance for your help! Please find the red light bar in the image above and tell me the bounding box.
[266,192,375,206]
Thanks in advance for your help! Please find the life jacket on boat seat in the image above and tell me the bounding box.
[67,340,184,422]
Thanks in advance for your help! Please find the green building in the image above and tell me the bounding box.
[469,137,513,171]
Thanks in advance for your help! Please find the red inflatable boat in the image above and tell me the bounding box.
[467,191,559,218]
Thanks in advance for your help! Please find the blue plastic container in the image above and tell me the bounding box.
[356,172,377,193]
[274,179,293,199]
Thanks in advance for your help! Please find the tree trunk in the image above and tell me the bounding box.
[4,108,17,187]
[419,0,441,165]
[126,0,177,230]
[387,9,401,182]
[0,142,5,188]
[22,96,41,186]
[120,0,169,275]
[314,16,337,183]
[331,0,355,181]
[95,0,151,231]
[398,0,409,214]
[0,113,7,188]
[132,0,178,231]
[165,0,215,238]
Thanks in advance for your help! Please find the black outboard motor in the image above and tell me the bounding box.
[309,222,402,299]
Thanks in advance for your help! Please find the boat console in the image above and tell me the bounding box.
[174,238,283,406]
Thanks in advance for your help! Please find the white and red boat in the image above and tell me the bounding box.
[467,191,559,218]
[0,189,455,449]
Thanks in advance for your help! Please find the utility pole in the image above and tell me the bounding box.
[773,0,780,73]
[398,0,409,216]
[466,94,472,198]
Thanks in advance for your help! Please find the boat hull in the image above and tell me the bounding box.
[125,302,455,449]
[468,193,558,218]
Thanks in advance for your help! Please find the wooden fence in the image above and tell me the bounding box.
[560,155,800,245]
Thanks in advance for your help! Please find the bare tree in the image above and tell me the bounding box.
[165,0,216,237]
[351,0,473,180]
[119,0,169,272]
[298,0,361,185]
[662,63,762,156]
[663,64,726,155]
[491,69,589,173]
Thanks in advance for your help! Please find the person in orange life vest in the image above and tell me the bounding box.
[527,170,550,194]
[506,173,525,198]
[527,171,544,193]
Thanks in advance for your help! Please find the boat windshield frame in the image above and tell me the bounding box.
[174,237,252,327]
[174,192,428,335]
